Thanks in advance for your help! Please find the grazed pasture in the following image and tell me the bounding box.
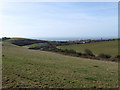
[57,40,118,57]
[2,40,118,88]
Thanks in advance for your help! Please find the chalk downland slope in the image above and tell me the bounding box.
[57,40,118,57]
[2,39,118,88]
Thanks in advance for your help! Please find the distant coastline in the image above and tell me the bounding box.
[30,37,118,41]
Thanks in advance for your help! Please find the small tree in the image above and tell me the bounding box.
[84,49,95,56]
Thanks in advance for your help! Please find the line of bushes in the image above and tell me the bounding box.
[98,53,111,58]
[29,46,119,62]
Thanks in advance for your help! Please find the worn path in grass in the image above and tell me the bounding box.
[2,42,118,88]
[57,40,118,57]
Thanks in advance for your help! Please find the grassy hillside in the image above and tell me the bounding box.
[57,40,118,57]
[4,38,48,46]
[25,43,48,48]
[2,40,118,88]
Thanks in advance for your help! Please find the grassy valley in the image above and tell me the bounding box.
[2,38,118,88]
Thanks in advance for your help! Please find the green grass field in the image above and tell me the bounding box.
[25,43,48,48]
[2,40,118,88]
[57,40,118,57]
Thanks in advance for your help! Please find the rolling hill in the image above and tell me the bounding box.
[2,38,118,88]
[57,40,118,57]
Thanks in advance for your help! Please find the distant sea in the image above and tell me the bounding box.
[30,37,117,41]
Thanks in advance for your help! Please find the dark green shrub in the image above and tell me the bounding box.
[68,49,76,54]
[98,53,111,58]
[84,49,95,56]
[54,48,60,52]
[62,49,76,54]
[77,52,82,56]
[82,53,88,56]
[64,49,69,53]
[116,55,120,59]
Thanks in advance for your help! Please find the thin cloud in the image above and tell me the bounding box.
[1,2,118,38]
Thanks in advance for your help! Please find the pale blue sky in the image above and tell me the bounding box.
[0,2,118,38]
